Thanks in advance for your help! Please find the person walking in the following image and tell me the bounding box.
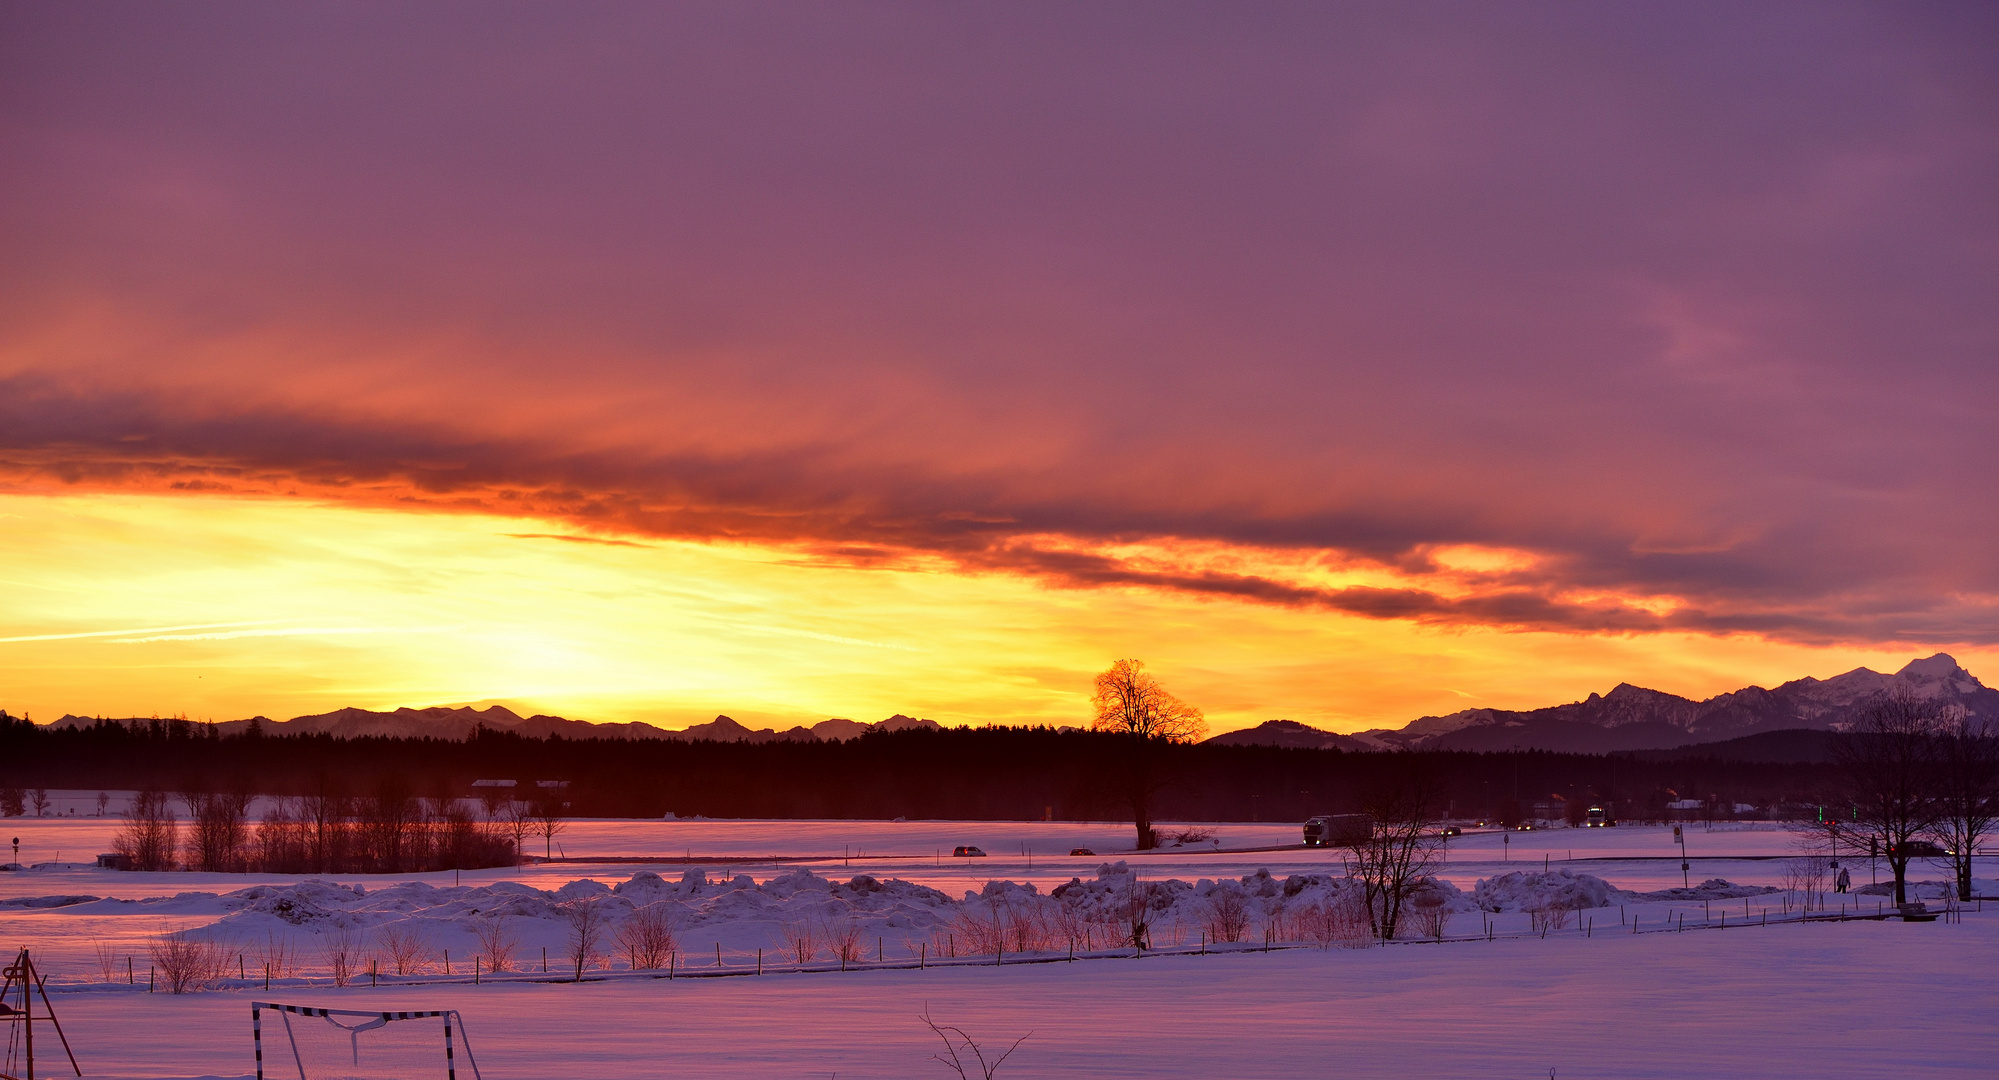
[1836,867,1851,894]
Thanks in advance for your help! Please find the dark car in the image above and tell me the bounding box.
[1439,826,1462,837]
[952,845,987,857]
[1891,840,1952,859]
[1069,847,1096,857]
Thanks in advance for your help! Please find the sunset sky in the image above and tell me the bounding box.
[2,3,1994,734]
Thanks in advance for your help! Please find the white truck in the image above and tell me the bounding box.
[1302,814,1372,847]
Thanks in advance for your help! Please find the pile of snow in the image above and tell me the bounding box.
[1638,879,1779,901]
[1473,870,1631,912]
[45,861,1697,972]
[1853,879,1978,902]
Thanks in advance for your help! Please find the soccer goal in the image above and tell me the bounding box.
[252,1002,482,1080]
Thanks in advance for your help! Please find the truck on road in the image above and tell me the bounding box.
[1302,814,1372,847]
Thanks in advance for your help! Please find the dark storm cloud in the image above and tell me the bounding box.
[1,2,1994,644]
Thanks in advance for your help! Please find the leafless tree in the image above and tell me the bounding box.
[564,899,607,979]
[501,797,534,866]
[477,782,515,822]
[1090,659,1205,850]
[95,791,110,817]
[1342,760,1448,940]
[181,784,252,872]
[532,787,570,861]
[921,1007,1030,1080]
[1830,692,1948,906]
[115,788,179,870]
[297,774,349,874]
[615,903,678,970]
[29,788,49,817]
[360,775,421,873]
[0,786,23,817]
[1927,713,1999,902]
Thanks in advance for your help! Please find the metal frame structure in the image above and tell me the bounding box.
[251,1002,481,1080]
[1,949,81,1080]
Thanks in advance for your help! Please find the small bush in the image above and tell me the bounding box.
[376,922,437,975]
[615,903,677,970]
[150,927,228,993]
[321,926,361,987]
[473,914,517,973]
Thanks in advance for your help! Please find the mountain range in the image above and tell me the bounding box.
[1205,653,1996,755]
[42,653,1992,757]
[47,705,942,743]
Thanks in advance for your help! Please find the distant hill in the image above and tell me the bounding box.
[45,706,942,743]
[1203,719,1373,752]
[1204,654,1994,755]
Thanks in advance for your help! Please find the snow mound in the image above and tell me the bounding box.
[0,895,99,908]
[1638,879,1779,901]
[1473,870,1631,912]
[1853,880,1966,901]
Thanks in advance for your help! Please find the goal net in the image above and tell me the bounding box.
[253,1002,482,1080]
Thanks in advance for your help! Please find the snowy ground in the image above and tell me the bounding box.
[3,816,1992,1077]
[28,913,1999,1079]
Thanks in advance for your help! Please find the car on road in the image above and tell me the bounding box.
[1069,847,1096,857]
[952,845,987,857]
[1439,826,1462,837]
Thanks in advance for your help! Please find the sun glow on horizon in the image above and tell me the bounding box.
[0,491,1991,736]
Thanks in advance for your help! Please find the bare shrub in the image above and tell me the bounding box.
[150,926,227,993]
[921,1007,1030,1079]
[1118,880,1155,951]
[1053,901,1092,952]
[824,917,866,964]
[473,914,517,973]
[780,919,819,965]
[1780,857,1829,913]
[1299,895,1374,950]
[950,904,1005,955]
[253,931,301,979]
[321,926,361,987]
[93,941,121,983]
[615,902,678,970]
[1203,890,1250,944]
[1168,827,1215,846]
[114,789,179,871]
[376,922,437,976]
[564,900,607,978]
[1528,903,1574,935]
[1408,894,1452,940]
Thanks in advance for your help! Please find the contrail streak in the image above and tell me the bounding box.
[0,620,282,644]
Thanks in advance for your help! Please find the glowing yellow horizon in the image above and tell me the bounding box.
[1,491,1988,736]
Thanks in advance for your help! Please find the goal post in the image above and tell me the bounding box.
[251,1002,482,1080]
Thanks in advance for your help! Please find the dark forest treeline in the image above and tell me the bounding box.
[0,711,1832,824]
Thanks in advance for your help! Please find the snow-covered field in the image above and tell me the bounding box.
[3,816,1992,1078]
